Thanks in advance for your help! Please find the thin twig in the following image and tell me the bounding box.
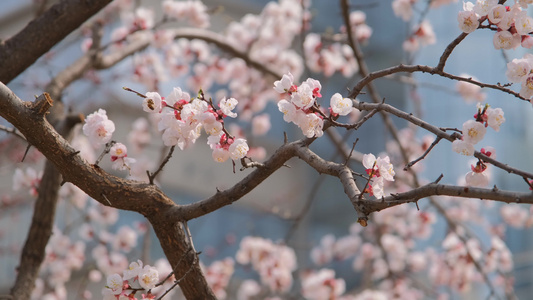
[182,221,197,253]
[94,141,116,165]
[325,128,364,163]
[284,175,326,241]
[436,32,469,71]
[0,125,26,141]
[439,127,462,132]
[344,138,359,166]
[286,130,356,240]
[155,271,175,288]
[404,136,443,170]
[240,157,265,170]
[328,108,378,130]
[101,193,112,206]
[359,161,376,201]
[156,255,200,300]
[353,101,533,179]
[340,0,414,169]
[123,86,147,98]
[156,222,200,299]
[148,146,175,184]
[523,177,533,190]
[21,144,32,162]
[430,199,502,300]
[353,108,379,129]
[348,64,528,102]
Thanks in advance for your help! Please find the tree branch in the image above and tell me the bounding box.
[47,27,283,103]
[362,183,533,215]
[339,0,412,169]
[347,64,527,101]
[292,143,368,224]
[0,84,215,299]
[0,0,113,83]
[10,158,64,300]
[436,32,469,71]
[352,100,533,179]
[10,98,82,300]
[0,124,26,141]
[173,139,302,221]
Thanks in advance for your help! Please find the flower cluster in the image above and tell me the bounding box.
[434,231,513,291]
[451,103,504,187]
[390,0,439,52]
[275,73,355,138]
[235,236,297,293]
[236,280,262,299]
[456,74,486,103]
[12,167,42,197]
[82,110,138,172]
[362,153,395,199]
[143,87,249,162]
[104,0,309,120]
[464,147,495,187]
[103,260,159,299]
[110,142,136,171]
[82,109,116,147]
[452,104,505,156]
[343,10,373,45]
[458,1,533,50]
[300,269,346,300]
[501,204,533,228]
[275,73,324,138]
[202,258,235,299]
[31,194,149,299]
[302,10,370,77]
[303,33,360,77]
[309,206,438,299]
[506,53,533,100]
[38,229,85,295]
[392,0,457,21]
[392,0,414,21]
[162,0,210,28]
[123,7,155,31]
[402,20,437,53]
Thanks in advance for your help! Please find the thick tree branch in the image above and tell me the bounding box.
[0,84,215,299]
[0,0,113,83]
[292,143,368,223]
[10,159,62,300]
[148,216,215,300]
[175,137,364,224]
[10,108,81,300]
[174,139,303,220]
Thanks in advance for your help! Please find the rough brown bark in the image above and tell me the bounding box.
[0,87,217,298]
[149,217,216,300]
[0,0,112,83]
[9,106,81,300]
[10,160,62,300]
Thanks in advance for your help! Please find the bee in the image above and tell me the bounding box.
[146,98,155,111]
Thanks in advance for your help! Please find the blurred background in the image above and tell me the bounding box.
[1,0,533,298]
